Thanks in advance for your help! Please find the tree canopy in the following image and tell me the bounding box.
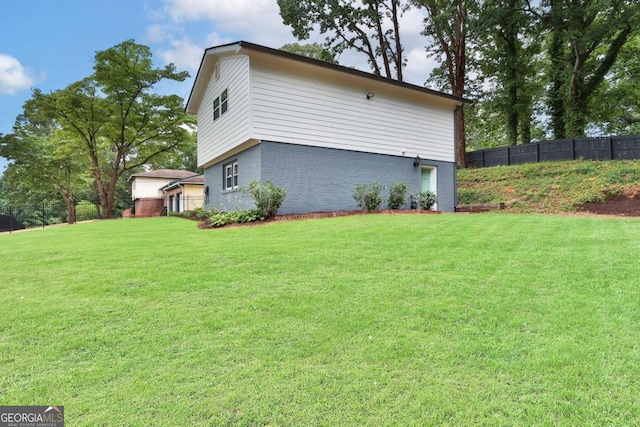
[1,40,196,219]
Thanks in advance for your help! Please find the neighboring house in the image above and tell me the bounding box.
[185,41,465,214]
[128,169,201,217]
[161,174,205,213]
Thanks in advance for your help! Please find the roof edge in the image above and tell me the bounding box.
[186,40,469,114]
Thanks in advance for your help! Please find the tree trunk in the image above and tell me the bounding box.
[548,30,566,138]
[65,198,76,224]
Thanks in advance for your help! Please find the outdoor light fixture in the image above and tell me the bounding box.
[414,155,421,167]
[366,92,375,100]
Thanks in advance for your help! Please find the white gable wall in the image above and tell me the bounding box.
[250,59,456,163]
[197,55,252,168]
[131,177,173,199]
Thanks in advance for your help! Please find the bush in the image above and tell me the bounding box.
[243,181,288,218]
[206,209,266,228]
[457,189,494,205]
[419,191,437,210]
[229,209,266,224]
[191,207,209,221]
[353,181,385,211]
[388,182,409,209]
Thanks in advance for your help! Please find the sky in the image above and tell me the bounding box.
[0,0,438,173]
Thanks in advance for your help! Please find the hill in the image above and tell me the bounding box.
[457,160,640,215]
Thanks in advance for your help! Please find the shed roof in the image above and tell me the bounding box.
[161,174,204,191]
[127,169,199,182]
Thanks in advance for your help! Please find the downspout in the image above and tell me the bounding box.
[454,104,463,211]
[179,183,185,213]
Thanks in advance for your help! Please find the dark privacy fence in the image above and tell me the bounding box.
[0,200,133,233]
[466,135,640,168]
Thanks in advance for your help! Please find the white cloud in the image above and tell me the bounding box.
[0,54,36,95]
[156,36,204,72]
[151,0,438,86]
[161,0,293,47]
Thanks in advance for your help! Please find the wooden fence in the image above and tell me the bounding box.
[466,135,640,168]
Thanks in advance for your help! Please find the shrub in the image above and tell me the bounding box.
[388,182,409,209]
[76,201,99,221]
[209,212,231,228]
[229,209,266,224]
[243,181,288,218]
[353,181,385,211]
[457,189,494,205]
[206,209,266,228]
[192,207,209,221]
[419,191,437,210]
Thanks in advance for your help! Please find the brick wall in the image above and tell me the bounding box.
[134,198,164,217]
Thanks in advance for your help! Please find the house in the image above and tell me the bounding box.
[127,169,202,217]
[161,174,205,213]
[185,41,464,214]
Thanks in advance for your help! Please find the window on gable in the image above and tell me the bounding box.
[213,97,220,121]
[221,89,228,114]
[224,160,238,191]
[213,88,229,122]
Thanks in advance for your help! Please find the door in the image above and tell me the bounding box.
[421,167,437,209]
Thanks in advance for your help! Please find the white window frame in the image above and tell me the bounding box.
[224,161,238,191]
[213,88,229,122]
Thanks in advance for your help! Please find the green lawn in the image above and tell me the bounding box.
[1,215,640,425]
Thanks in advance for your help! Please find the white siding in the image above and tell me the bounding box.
[197,56,252,168]
[250,62,455,163]
[132,178,172,199]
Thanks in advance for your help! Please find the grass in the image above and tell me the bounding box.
[457,159,640,213]
[2,215,640,425]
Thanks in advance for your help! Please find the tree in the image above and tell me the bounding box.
[528,0,640,138]
[413,0,476,167]
[476,0,542,145]
[278,0,409,80]
[590,35,640,134]
[0,112,88,224]
[31,40,194,218]
[280,42,339,63]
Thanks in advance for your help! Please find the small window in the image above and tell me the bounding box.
[224,161,238,191]
[213,88,229,122]
[221,89,228,114]
[213,97,220,121]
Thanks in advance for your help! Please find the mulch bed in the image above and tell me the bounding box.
[578,195,640,217]
[198,209,440,229]
[576,186,640,216]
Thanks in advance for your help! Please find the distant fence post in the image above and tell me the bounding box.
[609,137,614,160]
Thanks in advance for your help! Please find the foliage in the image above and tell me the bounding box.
[387,182,409,209]
[419,190,437,210]
[475,0,542,146]
[0,113,89,224]
[242,181,288,218]
[589,35,640,135]
[280,42,338,63]
[75,200,99,222]
[528,0,640,138]
[457,160,640,213]
[207,209,267,228]
[278,0,409,80]
[24,40,193,219]
[353,181,385,211]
